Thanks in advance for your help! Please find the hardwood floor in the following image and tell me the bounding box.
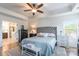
[2,42,20,56]
[0,47,2,56]
[0,39,78,56]
[66,47,78,56]
[1,45,78,56]
[4,45,21,56]
[1,38,21,56]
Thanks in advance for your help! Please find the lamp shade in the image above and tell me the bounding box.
[30,24,37,34]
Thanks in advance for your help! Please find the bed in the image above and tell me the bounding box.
[21,27,57,56]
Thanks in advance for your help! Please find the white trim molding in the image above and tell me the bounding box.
[0,7,28,20]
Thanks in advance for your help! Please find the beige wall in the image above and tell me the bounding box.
[28,14,79,35]
[28,16,38,34]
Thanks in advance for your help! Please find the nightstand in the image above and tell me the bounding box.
[29,33,37,37]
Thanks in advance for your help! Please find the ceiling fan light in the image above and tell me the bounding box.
[32,9,37,13]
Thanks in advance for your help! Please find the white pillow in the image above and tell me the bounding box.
[37,33,48,37]
[48,33,55,37]
[37,33,55,37]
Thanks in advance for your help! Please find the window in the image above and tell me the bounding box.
[64,24,77,36]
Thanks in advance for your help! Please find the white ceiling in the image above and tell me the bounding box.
[0,3,78,18]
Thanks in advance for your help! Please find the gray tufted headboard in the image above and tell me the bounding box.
[37,27,57,40]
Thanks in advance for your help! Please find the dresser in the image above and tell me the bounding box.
[18,29,28,43]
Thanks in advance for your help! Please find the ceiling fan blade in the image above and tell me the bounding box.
[37,10,43,13]
[32,3,36,8]
[36,4,43,9]
[24,9,31,11]
[26,3,33,8]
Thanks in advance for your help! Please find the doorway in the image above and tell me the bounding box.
[2,21,17,40]
[2,21,18,55]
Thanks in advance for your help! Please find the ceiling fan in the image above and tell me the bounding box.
[24,3,44,16]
